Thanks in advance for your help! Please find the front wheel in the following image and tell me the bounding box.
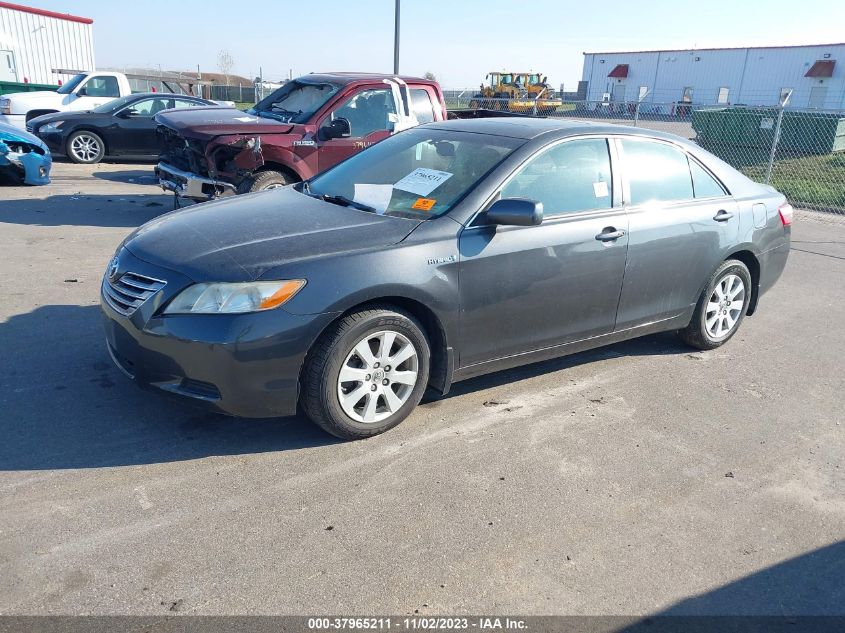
[301,306,430,440]
[67,130,105,164]
[236,169,294,194]
[680,259,752,350]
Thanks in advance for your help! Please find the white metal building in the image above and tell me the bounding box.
[0,2,94,85]
[581,43,845,111]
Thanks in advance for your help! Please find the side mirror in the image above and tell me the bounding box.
[320,117,351,140]
[76,87,87,97]
[117,108,136,118]
[486,198,543,226]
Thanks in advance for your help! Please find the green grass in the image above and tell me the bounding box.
[739,152,845,211]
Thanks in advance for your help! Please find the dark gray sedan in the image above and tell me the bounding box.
[101,118,791,439]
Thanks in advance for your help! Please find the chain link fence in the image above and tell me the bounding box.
[447,93,845,214]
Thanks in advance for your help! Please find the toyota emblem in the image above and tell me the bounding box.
[108,257,119,280]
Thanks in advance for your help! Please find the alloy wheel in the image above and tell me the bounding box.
[70,134,101,162]
[705,274,745,339]
[337,330,419,423]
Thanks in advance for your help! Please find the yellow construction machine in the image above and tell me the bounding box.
[469,71,562,114]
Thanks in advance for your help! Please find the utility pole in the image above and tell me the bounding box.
[393,0,400,75]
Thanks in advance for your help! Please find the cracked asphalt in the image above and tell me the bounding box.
[1,162,843,616]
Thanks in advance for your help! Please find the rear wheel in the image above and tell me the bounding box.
[236,169,294,194]
[67,130,105,164]
[301,306,430,440]
[680,259,752,350]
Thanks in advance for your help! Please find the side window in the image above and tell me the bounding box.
[690,158,726,198]
[129,99,172,116]
[127,99,156,115]
[501,138,612,216]
[410,88,436,124]
[322,88,397,138]
[83,76,119,98]
[172,99,203,108]
[622,138,693,205]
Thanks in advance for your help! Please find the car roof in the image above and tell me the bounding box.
[301,72,436,86]
[424,116,686,143]
[127,92,208,101]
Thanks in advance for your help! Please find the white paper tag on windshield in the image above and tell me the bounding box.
[394,168,453,197]
[354,184,393,214]
[593,181,609,198]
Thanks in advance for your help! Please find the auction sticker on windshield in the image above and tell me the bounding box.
[394,168,453,197]
[411,198,436,211]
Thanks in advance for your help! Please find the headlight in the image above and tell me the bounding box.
[163,280,305,314]
[0,98,10,115]
[40,120,65,132]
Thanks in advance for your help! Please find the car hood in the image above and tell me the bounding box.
[123,187,422,282]
[155,106,296,140]
[5,90,60,103]
[0,122,47,150]
[29,110,94,126]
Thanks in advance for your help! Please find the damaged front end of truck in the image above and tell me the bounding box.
[154,106,304,204]
[0,124,52,186]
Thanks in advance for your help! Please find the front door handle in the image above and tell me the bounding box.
[596,228,625,242]
[713,210,734,222]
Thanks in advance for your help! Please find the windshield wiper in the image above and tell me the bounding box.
[321,193,376,213]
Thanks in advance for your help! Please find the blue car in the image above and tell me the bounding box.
[0,122,51,185]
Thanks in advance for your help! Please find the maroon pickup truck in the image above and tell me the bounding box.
[155,72,447,202]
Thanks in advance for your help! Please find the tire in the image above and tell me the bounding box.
[680,259,752,350]
[66,130,105,164]
[236,169,294,194]
[301,306,431,440]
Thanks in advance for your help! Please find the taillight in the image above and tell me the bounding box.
[778,203,794,227]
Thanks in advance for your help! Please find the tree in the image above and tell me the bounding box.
[217,49,234,86]
[423,71,437,82]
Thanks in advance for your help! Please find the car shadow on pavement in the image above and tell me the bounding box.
[617,541,845,630]
[425,331,689,403]
[0,305,339,471]
[91,169,159,184]
[0,194,173,228]
[1,304,693,471]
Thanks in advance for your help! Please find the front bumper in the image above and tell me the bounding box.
[156,161,237,202]
[0,114,26,130]
[0,142,51,185]
[100,248,334,418]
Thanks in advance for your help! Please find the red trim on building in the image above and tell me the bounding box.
[608,64,629,78]
[805,60,835,78]
[0,2,93,24]
[585,43,844,55]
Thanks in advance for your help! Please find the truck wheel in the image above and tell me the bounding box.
[67,130,105,164]
[237,169,294,194]
[301,306,430,440]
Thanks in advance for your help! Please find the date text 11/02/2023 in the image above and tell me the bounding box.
[307,617,528,630]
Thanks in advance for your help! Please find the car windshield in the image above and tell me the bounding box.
[249,80,339,124]
[56,73,87,95]
[92,95,137,113]
[304,128,522,219]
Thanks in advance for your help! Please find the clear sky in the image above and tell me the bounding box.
[30,0,845,89]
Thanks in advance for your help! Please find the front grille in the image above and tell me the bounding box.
[102,271,166,316]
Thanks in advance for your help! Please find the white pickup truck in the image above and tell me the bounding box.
[0,71,132,130]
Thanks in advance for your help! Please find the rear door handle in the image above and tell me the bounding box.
[713,210,734,222]
[596,228,625,242]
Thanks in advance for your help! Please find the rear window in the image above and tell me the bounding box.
[410,89,436,124]
[690,158,727,198]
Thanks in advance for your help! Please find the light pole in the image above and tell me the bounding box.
[393,0,400,75]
